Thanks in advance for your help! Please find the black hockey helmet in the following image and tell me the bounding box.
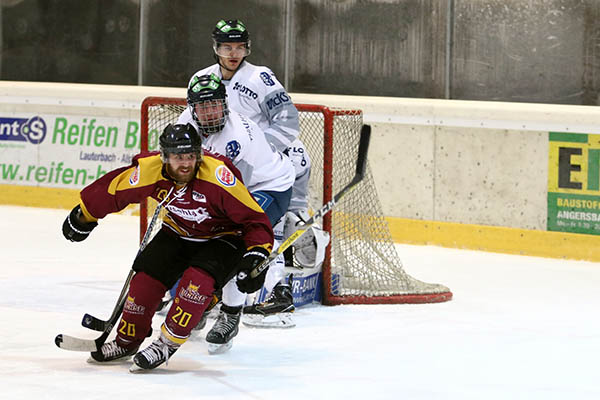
[159,123,202,161]
[212,19,251,60]
[187,73,229,135]
[212,19,250,44]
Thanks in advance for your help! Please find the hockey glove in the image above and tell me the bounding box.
[62,205,98,242]
[236,247,270,294]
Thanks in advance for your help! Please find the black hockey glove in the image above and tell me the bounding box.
[62,205,98,242]
[236,247,270,294]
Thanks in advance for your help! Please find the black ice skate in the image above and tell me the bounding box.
[242,282,296,329]
[88,340,139,364]
[130,333,180,372]
[205,305,241,354]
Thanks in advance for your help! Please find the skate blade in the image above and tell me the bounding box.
[86,355,133,365]
[128,363,153,373]
[242,313,295,329]
[207,341,232,355]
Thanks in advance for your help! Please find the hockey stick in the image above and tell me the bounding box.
[54,188,175,352]
[81,293,170,331]
[239,124,371,281]
[81,291,174,331]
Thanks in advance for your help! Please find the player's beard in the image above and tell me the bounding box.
[166,163,198,184]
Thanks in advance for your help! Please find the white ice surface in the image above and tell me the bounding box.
[1,205,599,400]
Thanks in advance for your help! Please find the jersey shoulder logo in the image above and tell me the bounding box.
[215,165,237,187]
[129,165,140,186]
[260,71,275,86]
[225,140,241,159]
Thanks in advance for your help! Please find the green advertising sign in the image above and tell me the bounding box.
[548,132,600,234]
[0,113,161,190]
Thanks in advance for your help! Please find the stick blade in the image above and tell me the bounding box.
[55,333,98,352]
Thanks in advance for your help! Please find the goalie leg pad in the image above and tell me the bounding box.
[163,267,215,342]
[283,211,330,268]
[295,226,330,268]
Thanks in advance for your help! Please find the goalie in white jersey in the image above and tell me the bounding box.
[185,19,330,331]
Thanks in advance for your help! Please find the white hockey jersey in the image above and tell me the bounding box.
[285,139,311,212]
[188,62,299,152]
[177,108,295,193]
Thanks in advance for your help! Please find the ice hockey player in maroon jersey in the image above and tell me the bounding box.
[61,123,274,371]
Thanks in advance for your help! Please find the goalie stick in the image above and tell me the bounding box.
[238,124,371,281]
[54,187,175,352]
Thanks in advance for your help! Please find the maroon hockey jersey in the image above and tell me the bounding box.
[78,151,273,253]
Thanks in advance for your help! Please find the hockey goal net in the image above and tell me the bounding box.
[140,97,452,305]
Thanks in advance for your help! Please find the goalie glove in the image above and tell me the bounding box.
[236,247,269,294]
[62,205,98,242]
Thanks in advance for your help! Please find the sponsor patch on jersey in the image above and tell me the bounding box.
[232,82,258,99]
[215,165,237,187]
[265,91,291,110]
[129,165,140,186]
[166,204,212,224]
[124,296,146,315]
[226,140,241,159]
[260,71,275,86]
[179,281,210,305]
[192,191,206,203]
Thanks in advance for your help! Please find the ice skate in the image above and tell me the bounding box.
[242,282,296,329]
[130,333,180,372]
[205,305,241,354]
[88,340,139,364]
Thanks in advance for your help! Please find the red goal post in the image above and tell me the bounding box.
[140,97,452,305]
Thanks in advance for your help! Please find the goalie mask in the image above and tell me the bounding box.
[187,73,229,135]
[212,19,251,59]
